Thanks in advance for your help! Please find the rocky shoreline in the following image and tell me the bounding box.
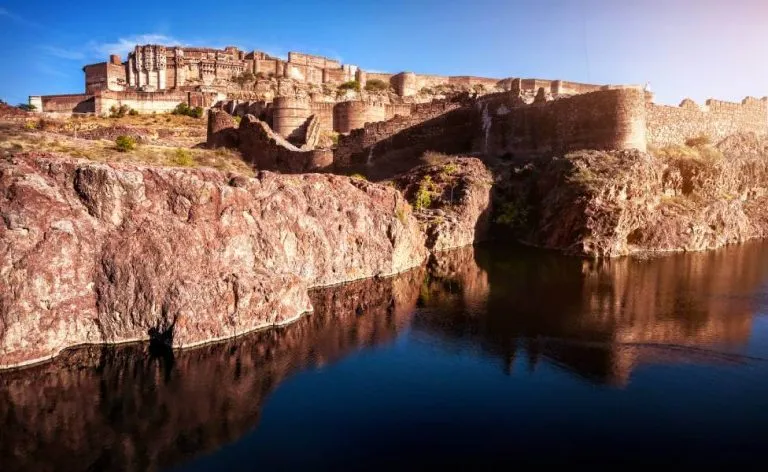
[3,134,768,368]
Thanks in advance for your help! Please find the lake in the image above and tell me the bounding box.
[2,242,768,470]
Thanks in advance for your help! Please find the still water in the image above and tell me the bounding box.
[2,242,768,470]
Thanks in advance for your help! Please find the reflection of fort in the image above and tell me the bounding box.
[2,243,768,470]
[415,243,768,386]
[0,269,423,472]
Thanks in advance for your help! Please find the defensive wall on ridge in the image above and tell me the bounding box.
[646,97,768,146]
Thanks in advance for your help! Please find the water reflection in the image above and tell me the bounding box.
[1,242,768,470]
[0,268,423,472]
[417,243,768,385]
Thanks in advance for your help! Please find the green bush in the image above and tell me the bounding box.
[128,108,139,116]
[495,200,528,228]
[364,79,388,92]
[338,80,361,92]
[109,104,130,118]
[414,175,434,210]
[172,103,205,118]
[172,148,194,167]
[115,135,137,152]
[17,103,36,112]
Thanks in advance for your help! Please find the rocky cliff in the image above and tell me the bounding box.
[494,134,768,256]
[0,153,427,368]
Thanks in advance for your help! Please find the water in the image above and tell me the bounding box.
[2,242,768,470]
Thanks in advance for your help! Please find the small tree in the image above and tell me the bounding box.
[17,103,36,112]
[109,104,130,118]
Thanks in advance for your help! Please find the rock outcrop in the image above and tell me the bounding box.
[494,136,768,256]
[0,268,423,471]
[0,153,426,368]
[391,156,493,251]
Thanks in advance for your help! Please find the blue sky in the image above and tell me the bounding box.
[1,0,766,106]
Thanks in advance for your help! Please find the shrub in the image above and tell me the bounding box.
[115,135,137,152]
[17,103,36,112]
[364,79,388,92]
[338,80,361,92]
[172,148,194,167]
[23,120,39,130]
[172,103,205,118]
[495,200,528,228]
[685,135,711,148]
[350,173,367,181]
[442,163,459,175]
[128,108,139,116]
[109,104,131,118]
[414,175,434,210]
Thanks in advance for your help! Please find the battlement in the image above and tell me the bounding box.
[646,95,768,146]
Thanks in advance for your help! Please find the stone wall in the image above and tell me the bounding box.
[237,115,332,172]
[272,97,312,143]
[334,95,472,171]
[333,101,388,133]
[84,63,127,94]
[479,88,648,158]
[646,97,768,146]
[95,91,188,115]
[39,94,95,114]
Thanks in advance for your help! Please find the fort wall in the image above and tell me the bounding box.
[333,101,388,133]
[95,90,188,115]
[646,97,768,146]
[39,94,95,114]
[272,96,312,143]
[479,88,648,158]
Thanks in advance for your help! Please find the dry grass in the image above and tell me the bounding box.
[0,121,254,176]
[650,142,724,163]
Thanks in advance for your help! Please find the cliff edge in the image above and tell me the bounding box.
[0,153,427,368]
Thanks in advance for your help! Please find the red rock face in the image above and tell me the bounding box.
[0,153,427,368]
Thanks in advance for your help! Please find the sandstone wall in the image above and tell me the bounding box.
[272,97,312,143]
[646,97,768,146]
[334,95,471,170]
[238,115,332,172]
[309,102,335,134]
[39,94,95,113]
[479,88,648,158]
[95,91,188,115]
[333,101,388,133]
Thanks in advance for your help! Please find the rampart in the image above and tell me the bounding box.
[478,88,648,158]
[646,97,768,146]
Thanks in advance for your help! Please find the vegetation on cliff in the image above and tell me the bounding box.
[492,133,768,256]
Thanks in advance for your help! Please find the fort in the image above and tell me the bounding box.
[29,43,768,174]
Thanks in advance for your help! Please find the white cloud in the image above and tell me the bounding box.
[0,7,42,28]
[41,46,85,60]
[91,34,183,58]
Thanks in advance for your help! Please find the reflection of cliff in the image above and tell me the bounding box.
[0,268,423,472]
[415,242,768,386]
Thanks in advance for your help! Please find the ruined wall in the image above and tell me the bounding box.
[392,72,419,97]
[238,115,333,172]
[309,102,335,134]
[334,95,471,171]
[40,94,95,113]
[479,88,648,158]
[646,97,768,146]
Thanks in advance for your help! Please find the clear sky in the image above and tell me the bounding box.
[0,0,766,106]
